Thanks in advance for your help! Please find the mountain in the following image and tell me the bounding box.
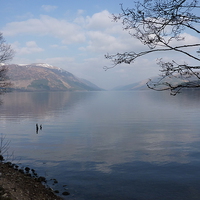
[3,63,103,91]
[113,76,200,91]
[113,79,148,91]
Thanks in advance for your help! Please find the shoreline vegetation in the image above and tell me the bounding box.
[0,161,65,200]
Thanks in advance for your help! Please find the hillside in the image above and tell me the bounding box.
[113,79,149,91]
[113,76,200,91]
[3,63,103,91]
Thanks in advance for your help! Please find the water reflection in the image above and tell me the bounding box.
[0,91,199,167]
[1,91,200,199]
[146,89,200,108]
[0,91,96,120]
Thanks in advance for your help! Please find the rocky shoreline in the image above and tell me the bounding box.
[0,162,64,200]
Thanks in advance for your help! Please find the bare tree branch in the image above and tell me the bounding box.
[106,0,200,94]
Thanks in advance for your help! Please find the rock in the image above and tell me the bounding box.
[0,155,4,161]
[37,176,46,183]
[25,167,30,172]
[53,179,58,184]
[19,169,25,174]
[2,193,8,197]
[62,191,70,196]
[14,165,19,169]
[0,162,63,200]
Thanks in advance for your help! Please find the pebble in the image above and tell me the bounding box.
[25,167,30,172]
[2,193,8,197]
[62,191,70,196]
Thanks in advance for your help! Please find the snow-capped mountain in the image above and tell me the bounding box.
[4,63,103,91]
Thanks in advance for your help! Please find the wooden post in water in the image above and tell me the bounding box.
[36,124,39,134]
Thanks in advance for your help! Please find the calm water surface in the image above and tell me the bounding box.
[0,91,200,200]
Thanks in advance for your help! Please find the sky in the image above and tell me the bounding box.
[1,0,199,90]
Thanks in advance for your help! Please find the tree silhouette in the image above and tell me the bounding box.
[0,32,14,95]
[105,0,200,95]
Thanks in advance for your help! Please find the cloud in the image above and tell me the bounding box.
[50,44,68,49]
[82,31,129,53]
[12,41,44,55]
[36,56,75,66]
[76,10,146,54]
[3,15,86,44]
[3,10,143,54]
[171,33,200,47]
[41,5,57,12]
[85,10,113,30]
[77,9,85,16]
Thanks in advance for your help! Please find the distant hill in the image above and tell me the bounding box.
[3,63,103,91]
[113,76,200,91]
[113,79,149,91]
